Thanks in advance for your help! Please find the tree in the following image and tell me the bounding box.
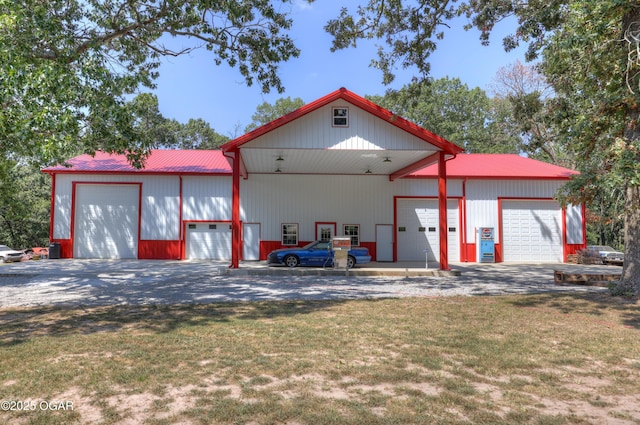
[127,94,228,149]
[490,61,571,165]
[326,1,640,294]
[0,0,302,167]
[368,78,521,153]
[245,96,305,132]
[0,161,51,249]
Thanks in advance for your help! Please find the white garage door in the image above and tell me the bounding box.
[74,184,139,259]
[186,223,232,260]
[502,200,563,262]
[397,199,459,262]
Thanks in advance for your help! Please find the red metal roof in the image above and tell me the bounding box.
[409,154,578,180]
[220,87,464,155]
[43,150,231,175]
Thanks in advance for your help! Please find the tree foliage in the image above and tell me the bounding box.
[0,161,51,249]
[369,78,520,153]
[244,96,305,132]
[327,0,640,294]
[0,0,302,167]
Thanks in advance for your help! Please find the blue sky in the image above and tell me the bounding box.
[153,1,528,138]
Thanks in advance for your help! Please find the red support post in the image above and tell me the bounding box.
[438,152,449,270]
[231,150,241,268]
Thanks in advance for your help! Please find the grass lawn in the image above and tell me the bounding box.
[1,293,639,424]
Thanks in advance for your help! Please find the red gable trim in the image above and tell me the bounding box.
[220,87,463,155]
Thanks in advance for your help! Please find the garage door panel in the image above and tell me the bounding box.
[186,223,231,260]
[74,184,139,259]
[502,200,562,262]
[397,199,459,262]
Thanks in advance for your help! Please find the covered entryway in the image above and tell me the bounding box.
[501,200,563,262]
[396,199,459,262]
[74,183,139,259]
[186,222,232,260]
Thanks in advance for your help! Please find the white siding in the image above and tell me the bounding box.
[464,180,567,244]
[566,204,584,244]
[241,175,395,242]
[182,176,232,221]
[242,102,436,151]
[53,174,180,241]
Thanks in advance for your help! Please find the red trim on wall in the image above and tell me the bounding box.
[49,173,56,242]
[230,150,241,268]
[139,240,181,259]
[71,181,143,259]
[315,222,337,240]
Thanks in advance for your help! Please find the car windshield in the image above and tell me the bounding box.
[590,246,617,252]
[303,241,330,250]
[0,245,10,250]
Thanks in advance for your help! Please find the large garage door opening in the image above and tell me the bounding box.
[396,199,459,262]
[186,222,232,260]
[502,200,563,262]
[74,184,140,259]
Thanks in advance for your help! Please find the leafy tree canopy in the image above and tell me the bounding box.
[369,77,521,153]
[0,0,302,167]
[245,96,305,132]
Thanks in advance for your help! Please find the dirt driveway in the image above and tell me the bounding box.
[0,259,612,308]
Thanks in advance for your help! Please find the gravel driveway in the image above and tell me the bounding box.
[0,260,612,308]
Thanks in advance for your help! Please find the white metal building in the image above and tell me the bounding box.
[43,88,585,268]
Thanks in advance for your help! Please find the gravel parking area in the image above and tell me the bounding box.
[0,259,613,308]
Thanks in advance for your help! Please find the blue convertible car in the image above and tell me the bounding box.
[267,241,371,268]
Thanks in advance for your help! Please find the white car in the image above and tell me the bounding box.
[0,245,24,263]
[586,245,624,265]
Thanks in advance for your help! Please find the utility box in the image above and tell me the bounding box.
[478,227,495,263]
[331,237,351,269]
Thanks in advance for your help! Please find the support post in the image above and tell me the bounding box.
[231,150,241,268]
[438,151,449,270]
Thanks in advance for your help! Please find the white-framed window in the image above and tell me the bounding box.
[332,107,348,127]
[344,224,360,246]
[281,223,298,245]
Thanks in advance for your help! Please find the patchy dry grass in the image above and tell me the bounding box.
[0,293,639,424]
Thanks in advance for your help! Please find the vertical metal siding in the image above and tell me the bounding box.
[182,176,232,221]
[465,180,567,243]
[565,203,584,244]
[245,103,433,151]
[53,174,181,241]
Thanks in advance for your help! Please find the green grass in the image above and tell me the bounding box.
[1,293,639,424]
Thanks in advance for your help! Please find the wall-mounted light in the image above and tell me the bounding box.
[365,169,372,174]
[383,157,391,163]
[275,168,282,173]
[276,155,284,161]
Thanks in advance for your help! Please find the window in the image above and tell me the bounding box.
[344,225,360,246]
[332,107,348,127]
[281,223,298,246]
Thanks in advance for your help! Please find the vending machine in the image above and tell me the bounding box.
[478,227,495,263]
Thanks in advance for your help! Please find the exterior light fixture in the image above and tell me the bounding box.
[365,169,372,174]
[383,157,391,163]
[276,155,284,161]
[275,168,282,173]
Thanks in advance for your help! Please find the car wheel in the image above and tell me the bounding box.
[284,255,299,268]
[0,256,6,263]
[347,256,355,269]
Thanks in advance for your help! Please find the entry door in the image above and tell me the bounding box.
[243,223,260,261]
[376,224,393,262]
[316,223,336,242]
